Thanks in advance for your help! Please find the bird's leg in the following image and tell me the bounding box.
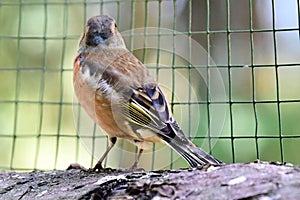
[128,148,144,170]
[93,137,117,172]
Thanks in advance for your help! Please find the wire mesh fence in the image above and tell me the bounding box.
[0,0,299,171]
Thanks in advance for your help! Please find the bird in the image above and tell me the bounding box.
[73,14,223,171]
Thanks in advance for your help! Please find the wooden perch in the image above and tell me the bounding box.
[1,162,300,199]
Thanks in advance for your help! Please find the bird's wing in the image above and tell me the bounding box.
[121,84,171,134]
[107,50,171,132]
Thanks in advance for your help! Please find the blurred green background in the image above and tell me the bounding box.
[0,0,300,171]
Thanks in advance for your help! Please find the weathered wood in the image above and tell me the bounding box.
[0,162,299,199]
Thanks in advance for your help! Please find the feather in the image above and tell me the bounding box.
[126,84,223,166]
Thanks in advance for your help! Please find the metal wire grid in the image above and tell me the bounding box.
[0,0,299,171]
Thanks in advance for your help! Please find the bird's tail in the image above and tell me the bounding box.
[157,122,223,167]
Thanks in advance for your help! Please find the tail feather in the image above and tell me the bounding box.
[157,122,223,167]
[183,143,223,166]
[167,136,223,167]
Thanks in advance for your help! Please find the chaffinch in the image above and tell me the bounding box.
[73,15,223,171]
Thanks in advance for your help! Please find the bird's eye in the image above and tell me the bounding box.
[114,23,117,28]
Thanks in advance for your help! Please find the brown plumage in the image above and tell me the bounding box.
[73,15,223,171]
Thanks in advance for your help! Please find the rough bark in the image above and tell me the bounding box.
[1,162,300,199]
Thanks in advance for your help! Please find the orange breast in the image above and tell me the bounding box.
[94,94,132,138]
[74,55,97,122]
[74,55,134,139]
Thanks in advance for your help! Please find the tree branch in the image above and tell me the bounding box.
[1,162,299,199]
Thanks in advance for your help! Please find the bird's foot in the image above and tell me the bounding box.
[125,163,145,172]
[91,163,118,173]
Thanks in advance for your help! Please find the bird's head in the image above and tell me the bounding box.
[80,15,126,48]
